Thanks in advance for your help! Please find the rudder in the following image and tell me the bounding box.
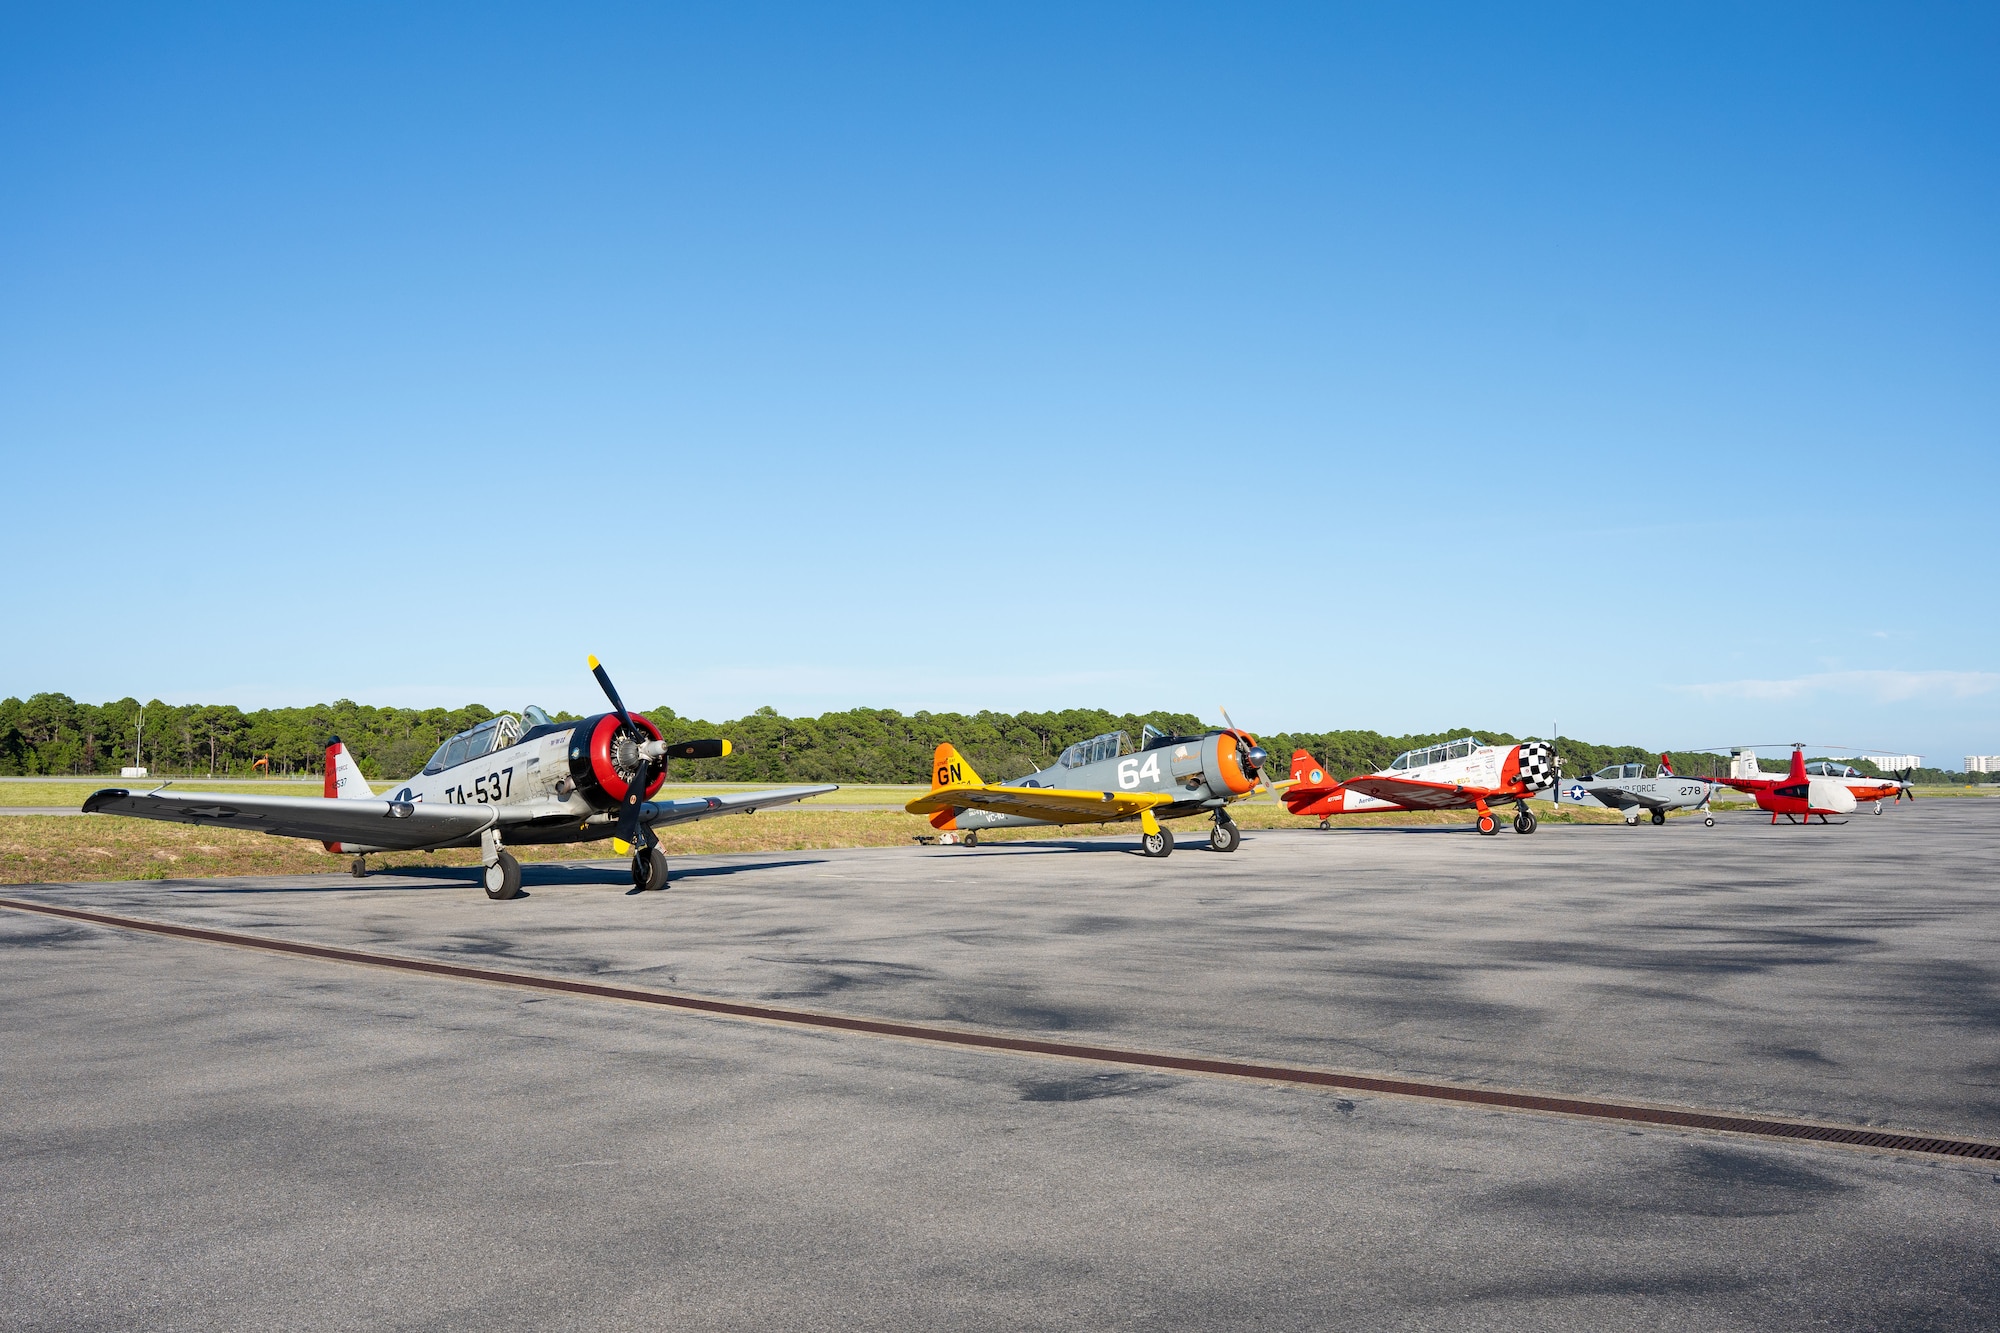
[929,743,982,791]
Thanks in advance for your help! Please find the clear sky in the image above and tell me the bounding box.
[3,3,1995,764]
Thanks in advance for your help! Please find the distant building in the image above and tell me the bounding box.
[1853,754,1923,772]
[1967,756,2000,775]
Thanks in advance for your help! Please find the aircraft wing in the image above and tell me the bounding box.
[1582,785,1644,810]
[1340,775,1492,810]
[642,785,838,826]
[906,785,1175,824]
[81,787,505,850]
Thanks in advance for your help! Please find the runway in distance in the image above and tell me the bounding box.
[81,657,836,898]
[1281,736,1559,835]
[907,718,1273,856]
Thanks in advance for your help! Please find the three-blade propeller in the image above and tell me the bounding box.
[587,655,732,846]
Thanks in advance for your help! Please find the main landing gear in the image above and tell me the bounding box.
[1651,809,1667,826]
[1513,808,1539,835]
[480,827,524,900]
[1874,800,1883,815]
[1477,811,1499,836]
[1209,814,1241,853]
[1139,809,1174,857]
[629,841,670,893]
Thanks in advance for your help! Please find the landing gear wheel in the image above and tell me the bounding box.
[350,855,367,879]
[1209,819,1241,853]
[1513,810,1538,835]
[630,845,670,893]
[483,850,523,900]
[1873,800,1882,814]
[1703,814,1716,827]
[962,830,979,848]
[1317,818,1330,830]
[1625,813,1641,827]
[1141,828,1175,857]
[1477,813,1498,836]
[1651,809,1667,826]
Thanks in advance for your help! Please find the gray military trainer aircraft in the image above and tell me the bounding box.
[1560,754,1716,826]
[81,656,836,899]
[906,718,1273,856]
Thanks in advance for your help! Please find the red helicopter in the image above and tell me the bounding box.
[1711,745,1860,824]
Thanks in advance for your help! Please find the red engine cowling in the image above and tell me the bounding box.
[566,712,669,809]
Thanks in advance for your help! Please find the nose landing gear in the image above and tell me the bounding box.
[1209,815,1241,853]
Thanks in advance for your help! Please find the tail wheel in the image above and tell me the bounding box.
[1141,828,1175,857]
[483,850,523,901]
[962,830,979,848]
[1210,820,1241,853]
[1317,818,1330,830]
[630,845,670,893]
[1477,814,1498,836]
[1651,809,1667,826]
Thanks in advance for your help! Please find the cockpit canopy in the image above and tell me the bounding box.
[1594,762,1649,780]
[423,713,523,775]
[1388,737,1485,771]
[1056,731,1133,769]
[1805,761,1863,778]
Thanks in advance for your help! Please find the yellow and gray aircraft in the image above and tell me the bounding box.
[907,720,1273,857]
[81,657,836,899]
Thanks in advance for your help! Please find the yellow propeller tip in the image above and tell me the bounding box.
[587,654,600,669]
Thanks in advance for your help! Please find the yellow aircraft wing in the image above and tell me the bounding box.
[906,784,1175,824]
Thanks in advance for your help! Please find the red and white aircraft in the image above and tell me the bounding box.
[1283,736,1558,836]
[1799,760,1916,814]
[1712,745,1861,824]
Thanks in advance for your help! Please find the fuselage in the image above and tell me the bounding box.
[944,729,1262,831]
[340,710,664,852]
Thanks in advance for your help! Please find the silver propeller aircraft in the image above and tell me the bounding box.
[1560,755,1716,826]
[82,657,836,899]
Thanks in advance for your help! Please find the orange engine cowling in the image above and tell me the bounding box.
[566,712,669,810]
[1208,731,1264,796]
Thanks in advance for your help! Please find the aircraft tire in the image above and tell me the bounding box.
[1874,801,1882,814]
[1477,814,1498,836]
[484,850,523,901]
[963,830,979,848]
[1209,820,1241,853]
[630,845,670,893]
[1141,828,1174,857]
[1703,815,1716,827]
[1514,810,1538,835]
[1651,809,1667,826]
[1317,818,1330,830]
[351,855,367,879]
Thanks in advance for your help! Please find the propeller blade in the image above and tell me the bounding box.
[616,756,655,845]
[587,654,634,730]
[662,739,732,761]
[1219,706,1280,794]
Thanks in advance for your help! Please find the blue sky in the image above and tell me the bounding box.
[3,3,1995,764]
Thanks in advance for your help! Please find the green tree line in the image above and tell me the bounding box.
[0,692,1983,787]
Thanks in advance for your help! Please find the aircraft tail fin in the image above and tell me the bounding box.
[323,737,374,800]
[1289,749,1333,790]
[928,742,983,791]
[1659,753,1675,777]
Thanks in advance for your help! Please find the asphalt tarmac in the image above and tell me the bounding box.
[5,802,1997,1329]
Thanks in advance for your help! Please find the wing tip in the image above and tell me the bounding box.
[81,788,130,813]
